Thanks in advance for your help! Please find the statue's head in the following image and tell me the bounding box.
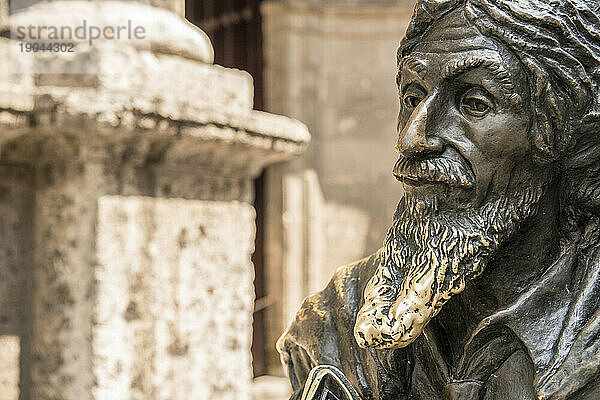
[355,0,600,349]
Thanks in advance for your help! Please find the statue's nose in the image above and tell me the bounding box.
[396,99,445,159]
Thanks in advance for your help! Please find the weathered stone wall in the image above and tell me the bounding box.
[96,197,255,400]
[0,1,310,399]
[262,0,415,373]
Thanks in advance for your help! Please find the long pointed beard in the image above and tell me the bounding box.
[354,187,543,349]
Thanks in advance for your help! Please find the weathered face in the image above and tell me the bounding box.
[394,8,536,211]
[354,9,549,350]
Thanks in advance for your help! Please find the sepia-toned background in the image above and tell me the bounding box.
[0,0,415,398]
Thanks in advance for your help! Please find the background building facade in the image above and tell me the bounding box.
[260,0,415,378]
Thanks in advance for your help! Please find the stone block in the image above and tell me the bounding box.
[0,335,20,400]
[95,197,256,400]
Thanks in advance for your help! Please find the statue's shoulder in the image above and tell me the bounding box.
[277,250,382,363]
[293,249,380,332]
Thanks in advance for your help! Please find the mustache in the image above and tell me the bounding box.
[393,156,475,189]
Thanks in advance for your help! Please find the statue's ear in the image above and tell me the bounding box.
[562,112,600,211]
[527,62,573,164]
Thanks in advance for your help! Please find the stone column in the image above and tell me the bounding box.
[0,0,7,24]
[261,0,415,374]
[0,2,309,399]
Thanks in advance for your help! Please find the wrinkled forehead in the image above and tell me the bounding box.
[398,7,528,95]
[411,7,499,55]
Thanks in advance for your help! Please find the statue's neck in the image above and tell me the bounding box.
[437,188,560,362]
[474,188,560,312]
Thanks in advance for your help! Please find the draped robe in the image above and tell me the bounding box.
[278,244,600,400]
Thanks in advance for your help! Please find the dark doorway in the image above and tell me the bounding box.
[185,0,267,377]
[186,0,264,110]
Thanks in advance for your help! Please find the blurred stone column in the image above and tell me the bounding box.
[0,2,309,399]
[0,0,7,24]
[262,0,415,374]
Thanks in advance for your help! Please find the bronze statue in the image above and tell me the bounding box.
[277,0,600,399]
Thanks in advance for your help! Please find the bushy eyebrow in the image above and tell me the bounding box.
[400,56,428,80]
[442,56,522,106]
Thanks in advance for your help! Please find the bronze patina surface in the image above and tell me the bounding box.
[278,0,600,399]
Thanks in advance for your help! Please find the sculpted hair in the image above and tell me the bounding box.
[398,0,600,234]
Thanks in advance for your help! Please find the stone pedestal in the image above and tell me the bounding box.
[0,2,309,399]
[262,0,414,373]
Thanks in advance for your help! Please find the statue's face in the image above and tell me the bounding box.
[355,9,550,349]
[394,8,536,211]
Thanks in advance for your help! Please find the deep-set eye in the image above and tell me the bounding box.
[464,98,489,113]
[460,89,494,117]
[401,83,427,109]
[403,94,423,108]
